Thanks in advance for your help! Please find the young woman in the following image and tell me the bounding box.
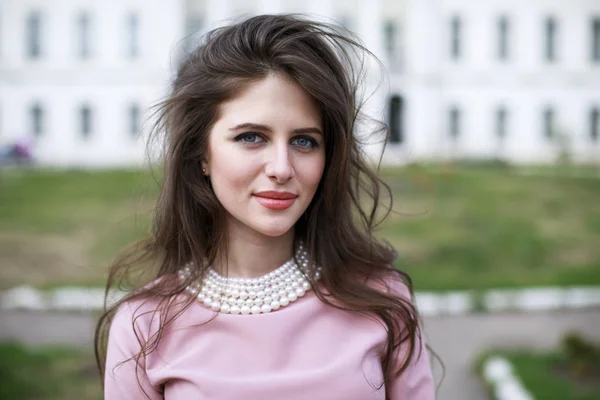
[96,14,436,399]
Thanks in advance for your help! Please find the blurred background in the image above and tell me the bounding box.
[1,0,599,399]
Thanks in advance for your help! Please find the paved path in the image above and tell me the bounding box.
[2,309,600,399]
[424,310,600,399]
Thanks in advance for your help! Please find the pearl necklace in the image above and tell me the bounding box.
[178,243,321,315]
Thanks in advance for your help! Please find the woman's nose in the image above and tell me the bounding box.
[264,142,295,183]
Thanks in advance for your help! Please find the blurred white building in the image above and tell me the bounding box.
[0,0,185,166]
[1,0,599,166]
[399,0,600,164]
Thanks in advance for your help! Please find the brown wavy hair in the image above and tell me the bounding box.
[95,13,435,398]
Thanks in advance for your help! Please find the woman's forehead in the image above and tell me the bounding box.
[216,75,322,128]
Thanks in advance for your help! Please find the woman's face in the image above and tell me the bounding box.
[204,74,325,239]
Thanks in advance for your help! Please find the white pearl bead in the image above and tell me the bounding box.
[261,304,272,313]
[181,242,318,314]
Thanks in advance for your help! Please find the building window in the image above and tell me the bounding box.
[592,18,600,62]
[77,13,91,59]
[129,104,140,137]
[80,105,92,139]
[384,20,396,57]
[449,107,461,139]
[30,104,43,137]
[26,12,42,59]
[591,108,599,142]
[126,13,140,59]
[498,16,509,61]
[388,95,403,144]
[544,17,557,62]
[496,107,507,139]
[184,16,204,53]
[543,107,555,139]
[450,16,462,60]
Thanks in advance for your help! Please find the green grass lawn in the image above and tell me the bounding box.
[476,348,600,400]
[0,342,101,400]
[1,164,599,290]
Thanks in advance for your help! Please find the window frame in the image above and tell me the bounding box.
[388,95,403,144]
[128,103,141,138]
[591,107,599,143]
[31,103,44,137]
[543,106,555,139]
[80,105,92,139]
[449,106,461,140]
[592,18,600,62]
[544,16,557,62]
[125,12,140,59]
[450,15,462,60]
[26,11,42,59]
[77,12,91,59]
[497,15,510,61]
[496,106,507,139]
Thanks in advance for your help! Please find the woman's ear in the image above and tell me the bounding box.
[201,160,209,176]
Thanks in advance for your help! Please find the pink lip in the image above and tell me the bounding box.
[253,191,298,210]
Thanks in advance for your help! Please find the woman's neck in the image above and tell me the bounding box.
[212,226,295,279]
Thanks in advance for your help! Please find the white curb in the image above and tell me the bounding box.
[1,286,126,311]
[1,285,600,314]
[482,356,534,400]
[1,286,47,310]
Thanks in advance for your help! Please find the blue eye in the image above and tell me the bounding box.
[235,132,263,143]
[292,136,318,149]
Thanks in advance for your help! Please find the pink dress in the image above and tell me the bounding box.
[104,279,435,399]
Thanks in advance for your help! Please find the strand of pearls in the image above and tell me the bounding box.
[178,244,321,315]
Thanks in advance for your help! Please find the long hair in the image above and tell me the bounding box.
[95,14,431,398]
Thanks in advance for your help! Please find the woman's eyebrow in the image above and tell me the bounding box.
[229,122,322,135]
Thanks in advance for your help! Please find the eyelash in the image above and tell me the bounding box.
[234,132,319,149]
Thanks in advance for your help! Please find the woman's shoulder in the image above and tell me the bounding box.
[365,269,414,302]
[111,275,190,337]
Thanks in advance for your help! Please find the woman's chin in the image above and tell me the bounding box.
[253,222,296,238]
